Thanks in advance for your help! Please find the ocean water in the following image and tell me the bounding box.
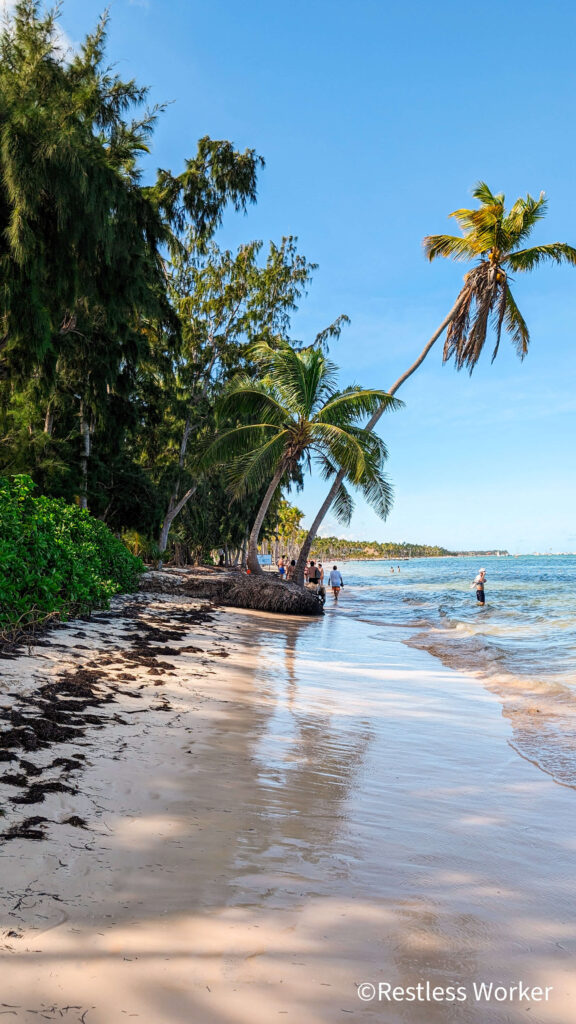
[321,554,576,786]
[334,555,576,685]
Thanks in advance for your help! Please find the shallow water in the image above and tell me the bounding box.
[219,609,576,1021]
[315,555,576,788]
[332,555,576,684]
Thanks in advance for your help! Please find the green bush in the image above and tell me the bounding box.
[0,475,143,633]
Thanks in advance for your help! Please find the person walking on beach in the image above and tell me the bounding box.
[278,556,286,578]
[305,560,325,604]
[307,560,321,587]
[472,568,486,605]
[316,562,326,604]
[329,565,344,601]
[286,558,296,581]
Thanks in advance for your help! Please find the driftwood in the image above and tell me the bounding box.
[140,567,324,616]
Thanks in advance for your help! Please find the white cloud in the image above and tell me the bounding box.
[0,1,74,56]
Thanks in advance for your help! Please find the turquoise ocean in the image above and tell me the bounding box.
[313,554,576,786]
[335,554,576,684]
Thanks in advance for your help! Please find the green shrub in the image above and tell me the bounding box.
[121,529,163,565]
[0,475,143,633]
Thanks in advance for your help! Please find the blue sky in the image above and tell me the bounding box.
[57,0,576,552]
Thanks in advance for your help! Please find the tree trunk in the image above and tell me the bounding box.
[158,416,194,554]
[44,402,54,435]
[247,464,286,574]
[293,484,342,585]
[158,482,198,559]
[294,302,460,585]
[79,402,91,510]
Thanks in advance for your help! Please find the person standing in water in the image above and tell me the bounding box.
[472,568,486,605]
[329,565,344,601]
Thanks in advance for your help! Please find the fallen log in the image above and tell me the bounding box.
[140,567,323,616]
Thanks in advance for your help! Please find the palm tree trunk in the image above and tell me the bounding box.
[247,464,286,574]
[293,302,460,585]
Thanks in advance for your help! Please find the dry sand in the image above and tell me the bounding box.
[0,586,575,1023]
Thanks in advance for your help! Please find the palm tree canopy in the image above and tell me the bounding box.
[202,342,402,524]
[423,182,576,370]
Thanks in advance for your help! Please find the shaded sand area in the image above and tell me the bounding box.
[1,586,575,1023]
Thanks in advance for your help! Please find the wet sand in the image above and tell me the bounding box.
[1,589,575,1022]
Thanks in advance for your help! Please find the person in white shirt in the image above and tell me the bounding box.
[472,568,486,605]
[328,565,344,601]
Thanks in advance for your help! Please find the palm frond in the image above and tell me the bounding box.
[216,376,288,425]
[422,234,479,263]
[465,265,501,370]
[449,206,500,239]
[507,243,576,272]
[471,182,505,207]
[358,466,394,521]
[310,421,376,483]
[247,339,279,367]
[502,285,530,359]
[503,192,547,247]
[226,431,290,498]
[331,480,355,525]
[199,423,279,470]
[443,263,504,372]
[314,453,356,524]
[443,279,473,367]
[332,422,389,462]
[272,345,339,416]
[316,387,402,423]
[490,278,508,362]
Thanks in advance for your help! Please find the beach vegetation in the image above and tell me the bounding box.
[0,0,263,511]
[0,475,142,642]
[203,342,400,574]
[145,236,316,555]
[0,2,570,607]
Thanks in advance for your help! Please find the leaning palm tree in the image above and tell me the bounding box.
[293,182,576,582]
[203,342,401,574]
[423,182,576,369]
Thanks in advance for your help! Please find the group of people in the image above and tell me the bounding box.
[276,556,345,602]
[275,556,488,607]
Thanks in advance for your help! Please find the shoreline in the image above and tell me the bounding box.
[1,583,575,1022]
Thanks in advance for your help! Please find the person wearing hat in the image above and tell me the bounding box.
[472,568,486,605]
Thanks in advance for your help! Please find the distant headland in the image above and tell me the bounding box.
[310,538,509,560]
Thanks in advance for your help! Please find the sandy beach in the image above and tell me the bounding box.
[1,582,575,1023]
